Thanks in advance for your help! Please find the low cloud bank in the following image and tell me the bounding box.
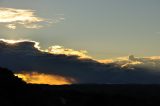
[0,39,160,84]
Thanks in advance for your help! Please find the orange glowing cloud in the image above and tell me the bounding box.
[97,59,113,64]
[15,72,75,85]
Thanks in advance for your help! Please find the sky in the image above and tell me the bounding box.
[0,0,160,59]
[1,0,160,84]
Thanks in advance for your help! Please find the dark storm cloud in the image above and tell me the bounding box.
[1,39,160,84]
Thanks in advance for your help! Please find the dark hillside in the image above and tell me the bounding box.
[0,67,160,106]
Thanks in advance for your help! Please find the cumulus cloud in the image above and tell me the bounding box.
[0,7,64,29]
[0,39,160,84]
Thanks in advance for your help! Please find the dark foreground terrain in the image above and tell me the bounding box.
[1,67,160,106]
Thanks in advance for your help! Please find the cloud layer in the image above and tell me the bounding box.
[0,39,160,84]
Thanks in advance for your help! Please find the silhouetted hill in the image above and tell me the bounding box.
[1,67,160,105]
[0,67,26,87]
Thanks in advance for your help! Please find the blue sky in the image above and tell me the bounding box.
[0,0,160,59]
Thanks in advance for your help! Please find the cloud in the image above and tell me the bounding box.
[114,55,160,71]
[0,39,90,59]
[6,24,16,29]
[15,72,75,85]
[0,7,64,29]
[1,39,160,84]
[0,7,43,29]
[23,24,43,29]
[45,45,91,59]
[0,8,42,23]
[97,59,113,64]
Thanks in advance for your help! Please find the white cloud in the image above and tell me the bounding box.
[0,8,43,23]
[24,24,43,29]
[0,7,65,29]
[6,24,16,29]
[0,7,43,29]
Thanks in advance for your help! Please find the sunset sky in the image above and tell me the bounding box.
[1,0,160,85]
[0,0,160,59]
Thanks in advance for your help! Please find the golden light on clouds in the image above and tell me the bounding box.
[116,56,129,61]
[97,59,113,64]
[2,38,159,71]
[0,39,91,59]
[121,61,143,68]
[145,56,160,60]
[46,45,91,59]
[15,72,75,85]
